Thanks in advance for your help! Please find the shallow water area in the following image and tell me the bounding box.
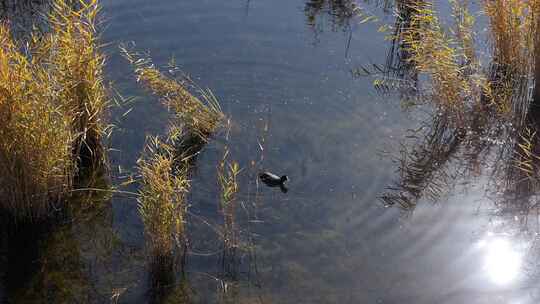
[1,0,539,303]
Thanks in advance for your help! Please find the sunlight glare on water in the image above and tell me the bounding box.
[478,236,522,285]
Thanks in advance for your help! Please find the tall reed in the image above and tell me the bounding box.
[217,148,240,257]
[0,0,108,220]
[0,23,74,219]
[380,1,475,207]
[484,0,539,119]
[381,0,540,211]
[48,0,110,170]
[137,136,189,288]
[216,147,241,279]
[400,0,481,123]
[483,1,540,211]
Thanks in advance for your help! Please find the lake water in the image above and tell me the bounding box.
[1,0,539,303]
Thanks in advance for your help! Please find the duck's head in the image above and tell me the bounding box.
[280,175,289,183]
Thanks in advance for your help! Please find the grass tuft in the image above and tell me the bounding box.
[217,147,240,248]
[120,47,224,142]
[217,146,241,277]
[137,136,189,286]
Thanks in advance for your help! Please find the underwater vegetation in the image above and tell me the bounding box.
[0,0,109,221]
[304,0,379,51]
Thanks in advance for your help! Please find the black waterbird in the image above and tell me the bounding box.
[259,172,288,193]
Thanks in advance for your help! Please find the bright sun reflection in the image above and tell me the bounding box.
[481,238,522,285]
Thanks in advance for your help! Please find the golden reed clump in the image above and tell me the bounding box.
[121,47,223,142]
[48,0,109,169]
[398,0,540,119]
[483,0,540,117]
[381,0,540,210]
[124,47,225,287]
[399,0,482,123]
[137,136,189,275]
[0,23,74,219]
[0,0,109,220]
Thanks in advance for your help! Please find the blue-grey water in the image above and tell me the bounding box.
[1,0,538,303]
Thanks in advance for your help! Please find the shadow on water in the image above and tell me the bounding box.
[0,0,47,18]
[0,171,118,303]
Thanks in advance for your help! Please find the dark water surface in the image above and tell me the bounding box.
[2,0,539,303]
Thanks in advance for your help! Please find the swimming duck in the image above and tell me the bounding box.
[259,172,289,193]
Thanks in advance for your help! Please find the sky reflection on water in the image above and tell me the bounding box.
[478,234,523,286]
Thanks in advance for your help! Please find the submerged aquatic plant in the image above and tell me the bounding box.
[0,0,109,220]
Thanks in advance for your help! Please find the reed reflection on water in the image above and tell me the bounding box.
[304,0,359,32]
